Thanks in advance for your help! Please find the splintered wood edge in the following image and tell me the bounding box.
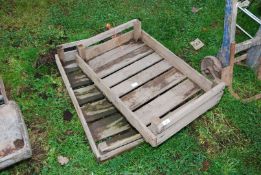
[55,54,102,159]
[141,30,213,92]
[76,54,157,146]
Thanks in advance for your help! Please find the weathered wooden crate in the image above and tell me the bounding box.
[57,19,225,147]
[55,49,143,161]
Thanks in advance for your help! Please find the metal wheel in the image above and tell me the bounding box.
[201,56,222,80]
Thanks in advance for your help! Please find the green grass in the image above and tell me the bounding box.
[0,0,260,174]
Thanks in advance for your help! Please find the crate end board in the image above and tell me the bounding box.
[65,19,225,147]
[55,54,144,161]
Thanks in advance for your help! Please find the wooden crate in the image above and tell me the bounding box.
[55,51,143,161]
[57,19,225,147]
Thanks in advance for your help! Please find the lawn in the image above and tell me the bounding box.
[0,0,260,174]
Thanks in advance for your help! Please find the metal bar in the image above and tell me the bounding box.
[236,24,253,38]
[238,6,261,25]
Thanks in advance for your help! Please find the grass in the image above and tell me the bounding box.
[0,0,260,174]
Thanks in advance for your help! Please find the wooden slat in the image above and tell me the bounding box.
[74,85,104,105]
[81,99,116,122]
[96,45,153,78]
[103,52,162,87]
[111,60,172,97]
[77,55,157,146]
[88,42,145,72]
[64,50,77,63]
[122,68,186,110]
[235,37,261,53]
[141,31,213,91]
[89,113,130,141]
[135,79,200,125]
[55,55,101,158]
[153,82,225,134]
[98,129,141,153]
[64,62,78,73]
[156,91,224,145]
[85,31,134,61]
[59,19,138,49]
[68,71,92,89]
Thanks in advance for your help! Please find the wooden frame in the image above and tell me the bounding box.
[56,40,143,161]
[58,19,225,147]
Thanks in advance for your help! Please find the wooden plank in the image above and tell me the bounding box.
[77,55,157,146]
[111,60,172,97]
[156,91,224,145]
[74,85,104,105]
[141,31,213,91]
[59,19,138,49]
[64,50,77,63]
[64,62,79,73]
[96,45,154,78]
[103,52,162,87]
[83,107,116,122]
[153,82,225,134]
[68,71,92,89]
[81,99,116,122]
[99,137,143,161]
[122,68,186,110]
[98,130,141,153]
[235,37,261,53]
[85,31,134,61]
[135,79,200,125]
[89,42,145,72]
[55,54,101,159]
[89,113,130,141]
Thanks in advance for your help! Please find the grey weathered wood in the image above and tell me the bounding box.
[156,91,224,145]
[153,82,225,134]
[59,19,139,49]
[236,37,261,53]
[111,60,172,97]
[134,20,142,41]
[81,99,116,122]
[141,31,213,91]
[77,55,157,145]
[89,42,145,73]
[68,71,92,89]
[135,79,200,125]
[85,31,134,61]
[57,46,65,64]
[103,52,162,87]
[96,45,153,78]
[55,54,102,159]
[64,62,79,73]
[64,50,77,63]
[77,44,86,60]
[98,131,141,153]
[89,113,130,141]
[122,68,186,110]
[74,85,104,105]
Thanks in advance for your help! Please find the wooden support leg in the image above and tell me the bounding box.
[134,20,141,41]
[57,46,65,65]
[77,44,87,60]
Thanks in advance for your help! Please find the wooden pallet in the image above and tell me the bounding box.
[55,50,143,161]
[57,19,225,147]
